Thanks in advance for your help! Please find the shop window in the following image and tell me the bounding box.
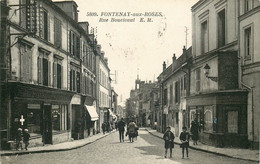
[52,105,68,132]
[204,106,213,132]
[217,9,226,48]
[227,111,238,133]
[27,104,42,137]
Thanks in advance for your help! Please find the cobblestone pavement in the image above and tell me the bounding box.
[1,130,257,164]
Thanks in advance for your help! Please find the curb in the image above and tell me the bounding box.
[145,129,259,163]
[0,131,115,157]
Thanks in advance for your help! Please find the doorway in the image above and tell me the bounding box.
[42,105,52,144]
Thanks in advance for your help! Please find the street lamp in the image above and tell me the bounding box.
[203,64,218,82]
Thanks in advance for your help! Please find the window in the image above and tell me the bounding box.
[175,81,180,103]
[170,84,173,104]
[201,21,208,54]
[245,27,252,58]
[217,9,226,48]
[20,0,36,32]
[43,9,49,41]
[20,43,33,82]
[27,104,42,137]
[69,31,80,58]
[52,105,68,132]
[195,69,201,92]
[54,17,62,48]
[76,71,81,93]
[38,49,50,86]
[227,111,238,133]
[244,0,252,12]
[204,106,213,132]
[53,57,63,89]
[163,88,167,105]
[70,64,80,92]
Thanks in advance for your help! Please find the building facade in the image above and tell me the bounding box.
[188,0,248,148]
[238,0,260,149]
[0,0,100,149]
[158,47,192,136]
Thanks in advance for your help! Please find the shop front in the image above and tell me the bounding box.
[187,90,248,148]
[6,82,73,148]
[84,104,98,137]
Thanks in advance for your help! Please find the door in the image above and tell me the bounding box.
[43,105,52,144]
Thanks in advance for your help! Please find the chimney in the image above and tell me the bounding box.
[101,51,105,59]
[78,22,89,34]
[172,53,176,70]
[163,61,166,71]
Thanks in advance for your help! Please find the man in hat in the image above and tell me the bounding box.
[117,118,125,142]
[180,126,190,159]
[23,129,30,150]
[16,128,23,150]
[163,126,175,158]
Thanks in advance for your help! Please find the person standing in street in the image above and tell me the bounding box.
[163,126,175,158]
[23,129,30,150]
[180,127,190,159]
[15,128,23,151]
[102,122,106,134]
[190,121,199,145]
[117,118,125,142]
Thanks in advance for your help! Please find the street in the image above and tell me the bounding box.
[1,129,256,164]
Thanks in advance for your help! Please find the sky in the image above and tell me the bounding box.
[55,0,198,104]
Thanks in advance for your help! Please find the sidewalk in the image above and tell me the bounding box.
[145,128,259,163]
[0,131,115,156]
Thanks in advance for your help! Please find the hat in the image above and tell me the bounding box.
[18,128,22,131]
[182,126,187,130]
[24,129,28,132]
[166,126,171,128]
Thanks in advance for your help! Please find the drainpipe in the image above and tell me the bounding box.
[241,82,254,148]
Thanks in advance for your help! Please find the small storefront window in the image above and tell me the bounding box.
[27,104,42,137]
[52,105,68,132]
[204,106,213,132]
[227,111,238,133]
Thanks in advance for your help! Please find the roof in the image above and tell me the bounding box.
[158,46,192,82]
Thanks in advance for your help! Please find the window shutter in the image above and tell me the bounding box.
[37,56,42,84]
[61,65,63,89]
[59,21,62,48]
[53,62,57,87]
[68,30,71,53]
[48,61,51,86]
[39,5,43,37]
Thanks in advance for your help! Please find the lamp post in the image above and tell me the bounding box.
[203,64,218,82]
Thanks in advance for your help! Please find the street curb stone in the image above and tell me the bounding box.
[145,128,259,163]
[0,131,115,157]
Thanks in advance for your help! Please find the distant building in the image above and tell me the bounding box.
[158,47,192,135]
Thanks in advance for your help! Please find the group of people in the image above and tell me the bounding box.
[163,120,199,159]
[15,128,30,151]
[101,121,113,134]
[117,118,139,143]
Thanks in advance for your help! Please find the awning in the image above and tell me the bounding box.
[108,109,117,119]
[85,105,99,121]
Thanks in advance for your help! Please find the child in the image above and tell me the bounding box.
[23,129,30,150]
[16,128,23,151]
[180,126,190,159]
[163,126,175,158]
